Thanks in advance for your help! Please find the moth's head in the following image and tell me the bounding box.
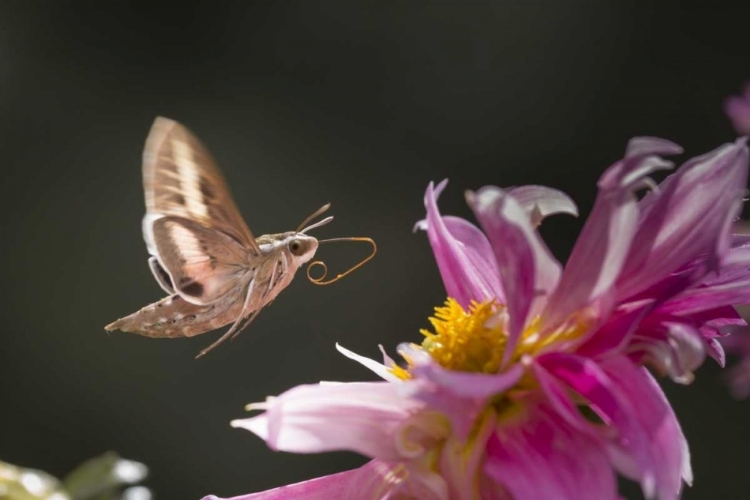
[286,233,319,264]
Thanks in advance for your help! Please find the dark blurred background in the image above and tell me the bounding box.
[1,1,750,499]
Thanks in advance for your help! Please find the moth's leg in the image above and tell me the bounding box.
[148,256,175,294]
[230,309,260,340]
[195,279,256,359]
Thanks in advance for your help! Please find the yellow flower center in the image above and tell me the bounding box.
[420,298,505,374]
[394,297,590,377]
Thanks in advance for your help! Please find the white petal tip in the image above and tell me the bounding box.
[243,402,268,412]
[464,189,476,205]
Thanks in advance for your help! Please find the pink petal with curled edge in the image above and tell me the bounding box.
[542,353,691,499]
[577,300,654,359]
[466,186,562,364]
[484,402,617,500]
[661,277,750,317]
[420,180,505,308]
[543,138,679,331]
[536,353,658,498]
[692,306,746,367]
[725,84,750,136]
[705,337,726,368]
[624,137,684,159]
[202,459,446,500]
[628,318,706,384]
[601,356,692,499]
[534,361,608,435]
[231,382,423,461]
[616,139,749,302]
[659,246,750,316]
[628,233,750,309]
[506,185,578,226]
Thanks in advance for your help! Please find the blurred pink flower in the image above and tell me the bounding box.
[720,329,750,398]
[725,83,750,136]
[718,221,750,398]
[205,137,750,500]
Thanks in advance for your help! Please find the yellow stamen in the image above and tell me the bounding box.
[389,364,412,381]
[517,311,591,356]
[396,297,591,376]
[419,298,505,374]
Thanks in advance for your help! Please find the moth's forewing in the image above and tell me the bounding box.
[142,117,260,254]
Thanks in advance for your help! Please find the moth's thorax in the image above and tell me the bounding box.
[256,232,319,268]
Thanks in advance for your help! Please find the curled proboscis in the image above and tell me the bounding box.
[306,237,377,285]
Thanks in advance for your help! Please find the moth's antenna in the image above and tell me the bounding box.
[307,237,377,285]
[296,203,331,232]
[301,216,334,234]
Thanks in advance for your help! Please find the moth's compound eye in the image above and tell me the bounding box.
[289,239,305,256]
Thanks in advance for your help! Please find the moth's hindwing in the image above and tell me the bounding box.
[150,216,251,305]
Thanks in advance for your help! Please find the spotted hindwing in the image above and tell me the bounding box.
[150,216,251,305]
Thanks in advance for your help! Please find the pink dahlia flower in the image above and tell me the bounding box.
[725,83,750,136]
[205,137,749,500]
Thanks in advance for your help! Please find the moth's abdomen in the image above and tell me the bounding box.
[105,294,219,338]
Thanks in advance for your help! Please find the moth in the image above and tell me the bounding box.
[106,117,373,358]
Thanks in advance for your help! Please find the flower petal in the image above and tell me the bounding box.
[484,402,617,500]
[403,343,526,399]
[336,343,401,382]
[624,137,684,159]
[659,245,750,316]
[537,353,682,499]
[231,382,423,461]
[439,411,497,500]
[534,360,609,435]
[466,186,562,362]
[543,138,679,330]
[396,343,525,439]
[201,459,446,500]
[628,318,706,384]
[601,356,692,499]
[200,469,358,500]
[616,139,749,301]
[506,185,579,226]
[577,300,654,359]
[692,304,747,364]
[419,180,505,307]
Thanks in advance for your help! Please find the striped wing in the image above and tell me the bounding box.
[142,116,260,255]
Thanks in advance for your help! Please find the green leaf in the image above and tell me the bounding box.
[61,453,148,500]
